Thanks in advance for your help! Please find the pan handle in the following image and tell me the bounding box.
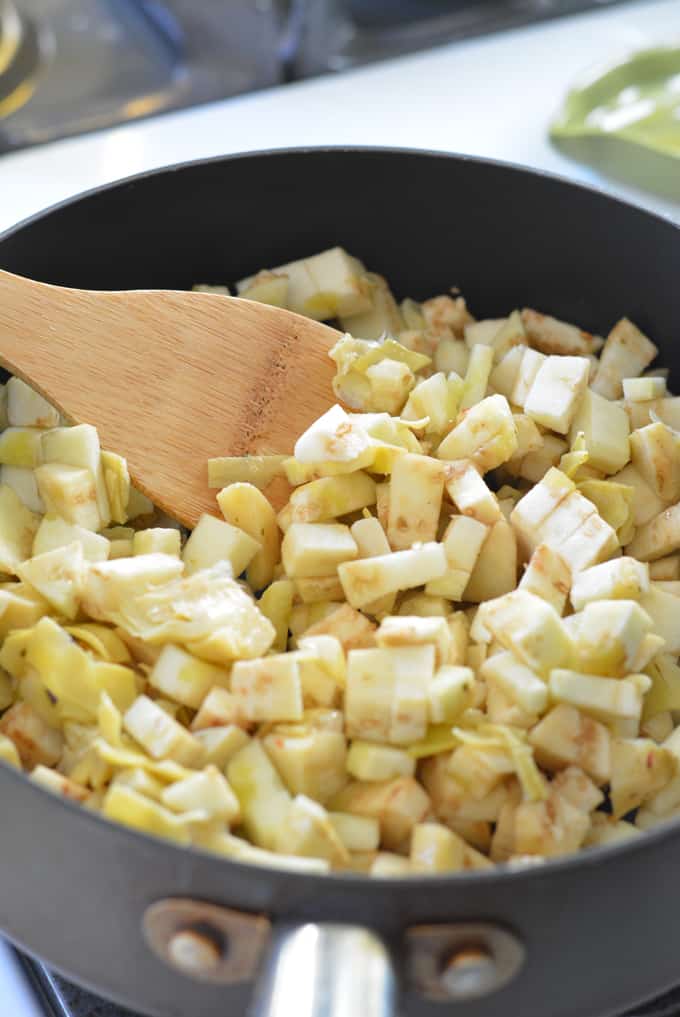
[247,922,397,1017]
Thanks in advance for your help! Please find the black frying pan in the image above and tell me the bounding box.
[0,148,679,1017]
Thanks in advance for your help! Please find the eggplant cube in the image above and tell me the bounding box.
[630,421,680,503]
[437,394,517,472]
[570,557,649,611]
[347,741,415,781]
[41,424,110,528]
[0,427,44,468]
[475,590,573,675]
[7,378,59,428]
[387,453,445,550]
[518,545,571,615]
[282,522,357,579]
[17,541,84,619]
[339,542,446,610]
[263,726,347,804]
[123,695,204,766]
[231,654,303,723]
[148,644,230,709]
[569,388,630,475]
[574,599,652,676]
[34,515,110,563]
[133,528,181,558]
[182,513,261,578]
[549,670,647,731]
[35,463,100,532]
[428,665,475,723]
[524,355,590,434]
[161,766,241,825]
[275,794,349,865]
[410,822,465,873]
[444,460,501,525]
[529,704,611,783]
[345,645,433,744]
[227,739,292,850]
[609,738,675,817]
[481,651,548,715]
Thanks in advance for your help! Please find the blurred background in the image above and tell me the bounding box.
[0,0,652,152]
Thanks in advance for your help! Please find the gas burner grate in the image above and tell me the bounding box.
[16,951,680,1017]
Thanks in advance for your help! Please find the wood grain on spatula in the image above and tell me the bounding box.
[0,269,340,527]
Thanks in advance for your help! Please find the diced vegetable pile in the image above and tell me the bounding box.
[2,246,680,876]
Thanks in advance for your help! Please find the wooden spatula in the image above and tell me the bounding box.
[0,269,340,527]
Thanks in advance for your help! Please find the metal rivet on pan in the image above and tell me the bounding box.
[167,927,223,974]
[143,898,271,984]
[406,922,525,1001]
[440,945,498,999]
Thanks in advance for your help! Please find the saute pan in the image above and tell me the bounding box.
[0,148,679,1017]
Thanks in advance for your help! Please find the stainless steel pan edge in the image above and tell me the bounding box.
[0,146,679,1017]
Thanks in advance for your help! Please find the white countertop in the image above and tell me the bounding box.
[0,2,679,1014]
[0,0,679,238]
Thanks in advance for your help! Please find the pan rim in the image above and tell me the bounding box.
[0,143,678,890]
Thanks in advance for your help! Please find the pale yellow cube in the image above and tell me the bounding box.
[329,812,380,852]
[182,513,261,578]
[231,653,303,722]
[227,739,292,850]
[387,453,445,550]
[568,388,630,475]
[339,542,446,610]
[41,424,110,527]
[529,703,611,783]
[570,557,649,611]
[193,726,250,769]
[161,765,241,825]
[410,823,465,873]
[7,378,59,428]
[475,590,572,675]
[549,670,646,730]
[609,738,675,817]
[133,528,181,557]
[437,394,517,472]
[376,615,451,667]
[574,599,652,676]
[592,318,657,400]
[34,515,109,563]
[481,651,548,715]
[282,522,357,579]
[35,463,100,532]
[428,665,475,723]
[518,544,571,615]
[148,644,230,709]
[345,645,433,745]
[511,347,546,408]
[263,725,347,804]
[274,794,349,866]
[347,741,415,781]
[123,695,204,766]
[17,541,84,619]
[0,427,44,468]
[425,514,488,600]
[444,461,500,525]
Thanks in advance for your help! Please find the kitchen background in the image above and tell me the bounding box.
[1,1,680,1015]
